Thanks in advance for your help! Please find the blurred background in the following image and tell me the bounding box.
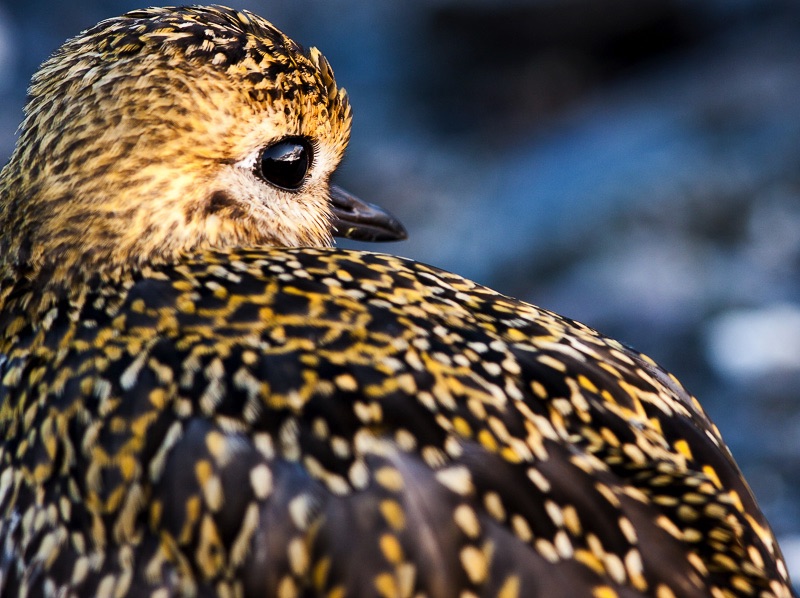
[1,0,798,586]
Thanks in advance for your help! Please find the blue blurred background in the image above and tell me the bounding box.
[1,0,799,585]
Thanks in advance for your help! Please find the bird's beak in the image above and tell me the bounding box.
[330,185,408,242]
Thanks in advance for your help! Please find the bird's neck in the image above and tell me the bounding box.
[0,164,173,308]
[0,173,140,324]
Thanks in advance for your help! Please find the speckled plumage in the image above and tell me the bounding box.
[0,5,795,598]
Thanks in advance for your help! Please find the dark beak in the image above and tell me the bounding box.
[330,185,408,242]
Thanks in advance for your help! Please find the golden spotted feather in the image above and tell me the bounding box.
[0,5,795,598]
[0,248,794,597]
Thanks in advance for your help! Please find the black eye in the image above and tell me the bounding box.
[257,138,312,190]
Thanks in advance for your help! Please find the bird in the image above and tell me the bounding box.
[0,5,794,598]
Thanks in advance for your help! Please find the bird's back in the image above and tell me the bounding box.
[0,247,790,597]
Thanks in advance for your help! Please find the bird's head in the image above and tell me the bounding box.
[0,5,405,285]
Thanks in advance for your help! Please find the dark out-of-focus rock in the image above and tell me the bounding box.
[416,0,709,138]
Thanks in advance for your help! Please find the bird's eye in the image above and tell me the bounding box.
[257,138,312,191]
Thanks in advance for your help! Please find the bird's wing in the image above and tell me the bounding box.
[0,247,792,597]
